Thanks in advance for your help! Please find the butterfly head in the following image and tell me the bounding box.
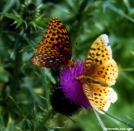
[76,75,87,83]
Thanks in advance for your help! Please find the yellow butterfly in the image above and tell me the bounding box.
[76,34,118,113]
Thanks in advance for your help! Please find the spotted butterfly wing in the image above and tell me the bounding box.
[84,34,118,86]
[83,83,117,113]
[31,18,73,68]
[77,34,118,113]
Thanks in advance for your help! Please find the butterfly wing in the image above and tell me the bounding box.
[84,34,118,86]
[31,18,72,67]
[83,83,117,113]
[31,47,68,68]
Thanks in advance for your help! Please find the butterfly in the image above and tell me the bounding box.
[31,18,74,68]
[76,34,118,113]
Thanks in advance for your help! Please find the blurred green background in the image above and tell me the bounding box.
[0,0,134,131]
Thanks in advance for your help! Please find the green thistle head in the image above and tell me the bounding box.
[21,2,40,22]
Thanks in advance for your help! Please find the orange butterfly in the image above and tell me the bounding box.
[76,34,118,113]
[31,18,74,68]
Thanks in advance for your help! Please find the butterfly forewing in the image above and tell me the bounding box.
[84,34,111,71]
[31,18,72,68]
[84,34,118,86]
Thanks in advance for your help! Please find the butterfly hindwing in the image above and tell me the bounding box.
[83,83,117,113]
[31,47,68,68]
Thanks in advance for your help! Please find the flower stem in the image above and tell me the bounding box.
[10,31,24,96]
[102,110,134,128]
[93,109,107,131]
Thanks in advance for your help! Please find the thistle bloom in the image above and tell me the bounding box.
[60,60,90,108]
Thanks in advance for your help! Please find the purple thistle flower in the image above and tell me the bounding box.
[60,60,91,108]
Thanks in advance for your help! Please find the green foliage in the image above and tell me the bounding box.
[0,0,134,131]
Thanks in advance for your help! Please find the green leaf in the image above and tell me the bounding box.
[1,0,17,15]
[105,3,134,22]
[3,13,20,21]
[0,67,9,83]
[0,113,5,131]
[15,19,24,29]
[102,110,134,128]
[93,109,107,131]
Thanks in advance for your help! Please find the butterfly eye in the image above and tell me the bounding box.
[75,77,80,82]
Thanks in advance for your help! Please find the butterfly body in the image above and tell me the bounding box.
[77,34,118,113]
[31,18,74,68]
[76,75,108,87]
